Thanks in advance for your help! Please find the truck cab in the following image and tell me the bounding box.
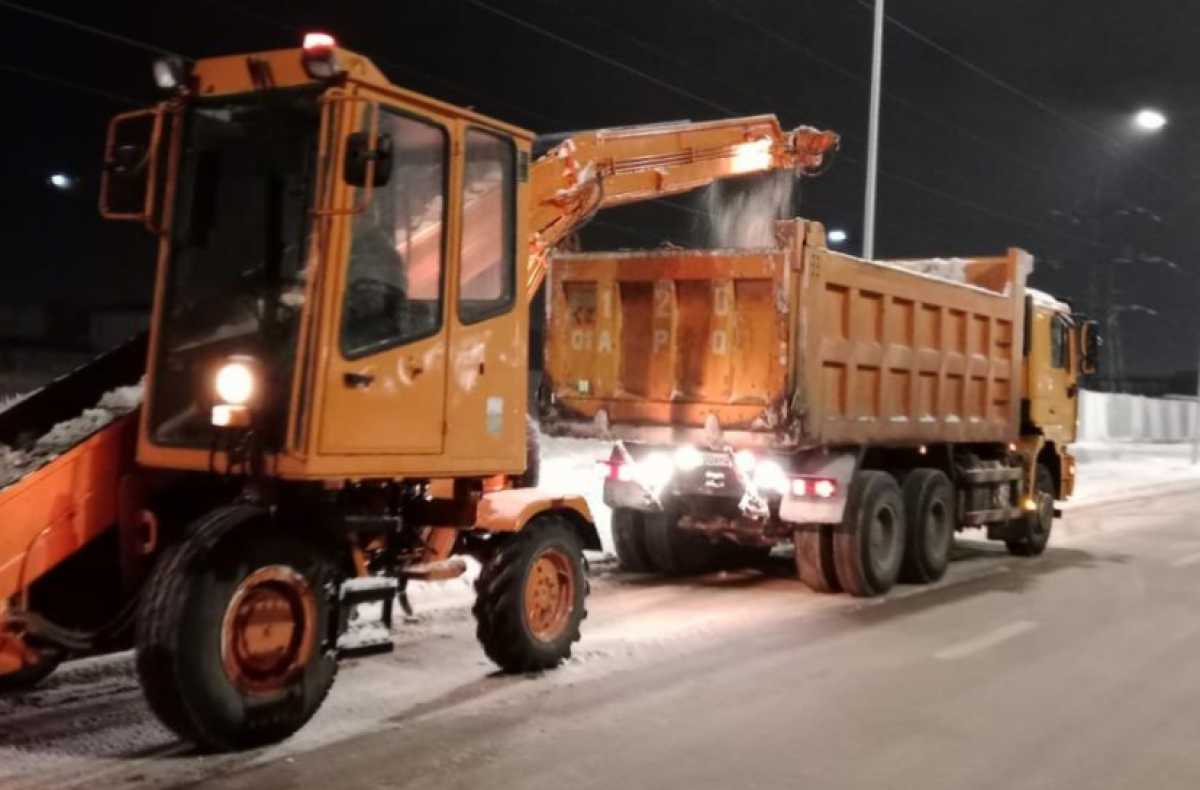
[1021,288,1100,499]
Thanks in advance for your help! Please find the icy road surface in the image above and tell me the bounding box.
[3,480,1200,789]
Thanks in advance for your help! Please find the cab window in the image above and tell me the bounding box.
[458,128,516,324]
[1050,315,1070,370]
[340,109,447,358]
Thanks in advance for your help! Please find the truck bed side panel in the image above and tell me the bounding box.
[801,245,1026,445]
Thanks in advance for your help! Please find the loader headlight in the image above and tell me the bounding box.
[214,357,257,406]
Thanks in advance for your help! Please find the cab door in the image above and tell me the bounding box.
[444,127,526,471]
[1029,307,1077,441]
[319,105,453,454]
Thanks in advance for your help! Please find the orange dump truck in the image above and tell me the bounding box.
[541,220,1100,595]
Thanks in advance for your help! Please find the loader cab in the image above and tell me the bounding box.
[103,43,535,482]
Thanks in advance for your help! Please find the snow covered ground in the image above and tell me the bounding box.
[1068,440,1200,507]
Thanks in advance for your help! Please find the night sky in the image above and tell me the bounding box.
[2,1,1195,377]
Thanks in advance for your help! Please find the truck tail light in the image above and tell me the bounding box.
[302,32,340,79]
[789,476,837,499]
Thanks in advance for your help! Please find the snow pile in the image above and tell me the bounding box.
[0,382,143,489]
[891,257,971,284]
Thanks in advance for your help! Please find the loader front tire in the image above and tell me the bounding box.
[136,508,338,751]
[473,514,587,672]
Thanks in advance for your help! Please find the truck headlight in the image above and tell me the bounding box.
[674,445,704,472]
[752,460,788,494]
[636,452,675,492]
[215,358,257,405]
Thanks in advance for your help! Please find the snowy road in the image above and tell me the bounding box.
[3,482,1200,788]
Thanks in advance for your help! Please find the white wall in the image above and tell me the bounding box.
[1077,390,1200,443]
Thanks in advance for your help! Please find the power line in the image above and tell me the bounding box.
[0,63,139,106]
[465,0,739,117]
[851,0,1170,183]
[472,3,1107,246]
[0,1,190,60]
[709,0,1096,189]
[838,151,1100,249]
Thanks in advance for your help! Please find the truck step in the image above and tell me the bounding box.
[336,576,398,660]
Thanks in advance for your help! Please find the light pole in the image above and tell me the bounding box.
[862,0,884,259]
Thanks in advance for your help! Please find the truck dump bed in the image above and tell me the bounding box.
[541,220,1029,448]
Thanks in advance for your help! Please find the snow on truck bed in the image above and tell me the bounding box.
[0,384,142,490]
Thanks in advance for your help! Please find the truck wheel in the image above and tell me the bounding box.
[473,514,587,672]
[612,508,656,572]
[641,511,722,575]
[0,651,61,694]
[795,525,841,593]
[1007,464,1054,557]
[833,471,906,597]
[899,469,955,583]
[136,510,339,751]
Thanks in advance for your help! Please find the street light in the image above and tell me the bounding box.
[828,229,848,244]
[1133,108,1167,132]
[48,173,75,190]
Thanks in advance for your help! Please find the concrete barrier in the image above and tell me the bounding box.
[1077,390,1199,443]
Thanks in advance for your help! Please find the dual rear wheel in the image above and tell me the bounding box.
[612,508,768,576]
[798,468,955,597]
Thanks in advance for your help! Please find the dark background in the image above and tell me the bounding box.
[2,0,1195,384]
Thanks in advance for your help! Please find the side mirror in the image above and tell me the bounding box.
[344,131,393,187]
[1080,320,1101,375]
[99,106,167,231]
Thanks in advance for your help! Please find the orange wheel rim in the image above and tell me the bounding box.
[523,548,575,642]
[221,565,317,694]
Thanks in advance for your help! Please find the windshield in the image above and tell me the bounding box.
[149,90,320,448]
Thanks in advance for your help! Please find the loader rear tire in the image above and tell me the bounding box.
[641,511,722,576]
[612,508,656,573]
[899,469,955,584]
[136,507,338,751]
[833,471,906,597]
[473,514,587,672]
[795,524,841,593]
[1006,464,1054,557]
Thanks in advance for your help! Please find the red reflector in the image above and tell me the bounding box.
[303,32,336,51]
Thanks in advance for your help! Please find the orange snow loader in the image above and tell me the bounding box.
[542,222,1101,594]
[0,35,837,749]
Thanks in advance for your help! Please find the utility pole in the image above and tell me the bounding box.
[862,0,884,259]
